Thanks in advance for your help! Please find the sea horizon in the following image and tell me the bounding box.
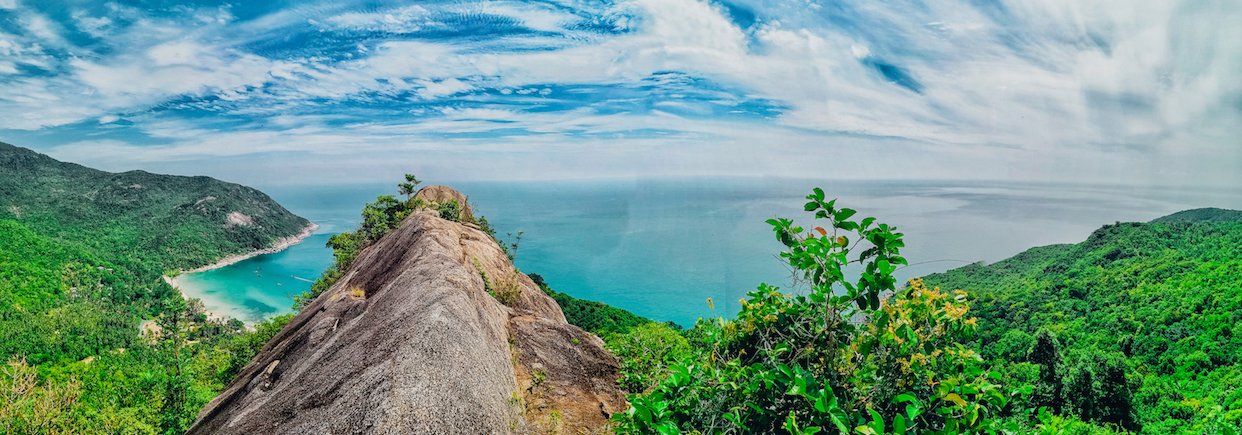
[174,177,1242,326]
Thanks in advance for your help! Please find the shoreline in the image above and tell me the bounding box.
[164,223,319,323]
[183,223,320,274]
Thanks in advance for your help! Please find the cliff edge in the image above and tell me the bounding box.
[187,186,625,434]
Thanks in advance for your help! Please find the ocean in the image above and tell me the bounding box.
[174,179,1242,326]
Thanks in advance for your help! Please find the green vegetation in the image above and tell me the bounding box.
[7,152,1238,435]
[528,272,690,394]
[923,208,1242,433]
[528,273,655,336]
[614,188,1019,434]
[437,199,463,222]
[595,195,1242,434]
[0,142,309,275]
[0,142,307,433]
[606,322,691,393]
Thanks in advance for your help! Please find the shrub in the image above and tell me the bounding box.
[605,323,692,393]
[437,199,462,222]
[614,188,1018,434]
[491,270,523,306]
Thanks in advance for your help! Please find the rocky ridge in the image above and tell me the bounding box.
[187,186,626,434]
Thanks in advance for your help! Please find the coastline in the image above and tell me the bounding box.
[164,223,319,323]
[184,223,320,274]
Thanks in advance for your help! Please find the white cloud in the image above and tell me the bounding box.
[0,6,286,130]
[322,5,431,33]
[1,0,1238,187]
[416,78,472,99]
[71,46,277,104]
[20,12,65,45]
[0,0,16,10]
[71,12,114,38]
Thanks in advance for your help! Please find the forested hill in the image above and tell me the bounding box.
[1150,207,1242,224]
[923,207,1242,433]
[0,141,311,433]
[0,141,310,273]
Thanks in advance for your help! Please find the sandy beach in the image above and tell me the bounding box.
[164,223,319,323]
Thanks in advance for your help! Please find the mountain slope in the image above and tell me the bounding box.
[923,208,1242,432]
[0,141,314,433]
[189,186,625,434]
[0,141,310,273]
[1149,207,1242,224]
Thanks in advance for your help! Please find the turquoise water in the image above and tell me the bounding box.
[176,179,1242,326]
[173,184,388,323]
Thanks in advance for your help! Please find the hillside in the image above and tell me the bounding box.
[0,142,311,273]
[0,142,314,433]
[1150,207,1242,224]
[189,186,626,434]
[923,208,1242,432]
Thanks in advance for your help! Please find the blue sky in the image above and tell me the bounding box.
[0,0,1238,186]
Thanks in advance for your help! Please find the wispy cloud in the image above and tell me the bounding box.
[0,0,1236,187]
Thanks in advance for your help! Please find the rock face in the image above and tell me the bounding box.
[187,188,625,434]
[415,184,476,222]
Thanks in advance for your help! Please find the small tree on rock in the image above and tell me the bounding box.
[397,173,421,199]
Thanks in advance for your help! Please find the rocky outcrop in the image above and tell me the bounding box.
[415,184,476,222]
[187,187,625,434]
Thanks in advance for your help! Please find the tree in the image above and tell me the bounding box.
[1061,351,1137,431]
[1029,330,1063,413]
[360,195,403,240]
[1062,355,1095,424]
[158,297,192,434]
[397,173,421,199]
[1093,353,1136,431]
[0,357,82,433]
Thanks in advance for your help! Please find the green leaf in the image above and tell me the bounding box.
[869,408,885,434]
[813,187,825,201]
[836,208,857,221]
[906,403,922,421]
[893,393,918,404]
[830,411,851,434]
[893,414,908,434]
[813,391,836,413]
[656,422,680,435]
[878,259,894,275]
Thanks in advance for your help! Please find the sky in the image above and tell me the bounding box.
[0,0,1238,187]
